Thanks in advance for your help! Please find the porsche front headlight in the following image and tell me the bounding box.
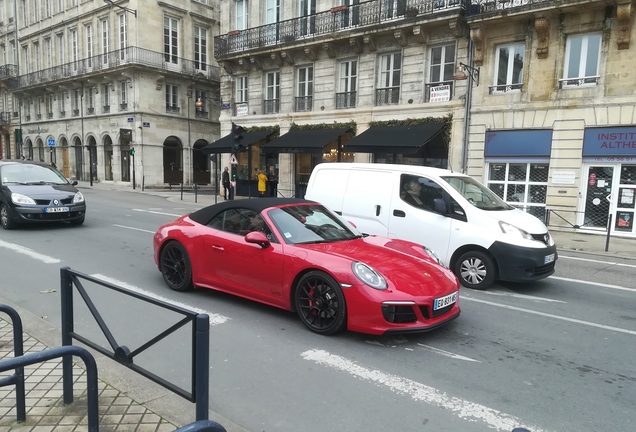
[352,262,387,290]
[11,193,36,205]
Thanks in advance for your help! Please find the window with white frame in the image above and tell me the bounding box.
[118,13,127,60]
[72,89,80,115]
[70,28,78,71]
[33,42,40,71]
[492,42,524,93]
[562,32,602,87]
[46,94,53,117]
[59,91,66,115]
[20,0,27,25]
[295,65,313,112]
[235,75,248,103]
[487,162,549,220]
[336,60,358,108]
[194,26,207,71]
[101,18,109,64]
[35,97,41,118]
[165,84,179,112]
[429,44,455,83]
[376,52,401,105]
[164,16,179,64]
[45,0,51,18]
[56,33,64,66]
[33,0,39,21]
[86,24,93,68]
[264,71,280,114]
[21,45,28,74]
[236,0,248,30]
[44,38,51,69]
[56,0,63,14]
[102,84,110,111]
[87,87,95,113]
[119,81,127,108]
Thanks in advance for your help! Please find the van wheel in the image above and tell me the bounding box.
[455,250,495,290]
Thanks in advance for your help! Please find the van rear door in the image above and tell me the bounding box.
[340,169,395,236]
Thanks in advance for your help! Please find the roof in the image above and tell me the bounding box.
[188,198,317,225]
[344,123,446,153]
[262,127,353,153]
[0,159,54,167]
[200,130,277,154]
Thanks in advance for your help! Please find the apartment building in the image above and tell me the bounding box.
[215,0,636,237]
[0,0,221,187]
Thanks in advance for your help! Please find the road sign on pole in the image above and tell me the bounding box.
[47,138,56,147]
[229,153,238,165]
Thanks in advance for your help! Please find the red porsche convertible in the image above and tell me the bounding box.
[153,198,460,335]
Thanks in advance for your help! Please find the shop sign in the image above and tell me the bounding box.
[236,103,248,117]
[551,170,575,185]
[583,126,636,156]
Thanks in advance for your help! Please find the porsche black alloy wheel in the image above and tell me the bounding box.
[160,241,193,292]
[455,250,496,290]
[295,271,346,335]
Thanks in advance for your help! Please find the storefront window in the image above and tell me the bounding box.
[487,162,549,221]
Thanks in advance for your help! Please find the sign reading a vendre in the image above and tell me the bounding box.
[429,85,450,102]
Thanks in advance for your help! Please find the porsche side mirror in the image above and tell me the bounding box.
[245,231,271,248]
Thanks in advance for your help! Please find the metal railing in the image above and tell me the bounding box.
[0,64,18,79]
[16,46,220,90]
[545,208,613,251]
[215,0,467,57]
[60,267,213,422]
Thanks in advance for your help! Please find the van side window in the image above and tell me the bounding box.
[400,174,444,213]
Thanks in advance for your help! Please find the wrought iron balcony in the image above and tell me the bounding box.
[120,102,128,110]
[489,83,523,94]
[375,87,400,105]
[215,0,467,58]
[466,0,559,16]
[263,99,280,114]
[0,112,10,125]
[15,46,220,90]
[336,91,357,109]
[294,96,313,112]
[0,64,18,80]
[558,76,599,88]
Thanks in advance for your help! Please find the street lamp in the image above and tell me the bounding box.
[452,49,479,173]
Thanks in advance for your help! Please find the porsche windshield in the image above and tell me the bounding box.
[0,164,69,185]
[442,176,513,211]
[268,204,362,244]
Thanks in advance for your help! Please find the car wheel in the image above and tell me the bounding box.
[160,241,193,292]
[0,204,16,230]
[295,271,346,335]
[70,215,85,226]
[454,250,496,290]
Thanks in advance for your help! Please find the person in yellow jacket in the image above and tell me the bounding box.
[257,169,268,197]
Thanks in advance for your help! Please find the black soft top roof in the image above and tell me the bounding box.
[188,198,317,225]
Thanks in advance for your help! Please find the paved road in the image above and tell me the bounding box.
[0,186,634,432]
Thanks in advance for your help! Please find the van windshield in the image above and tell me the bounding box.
[442,176,513,211]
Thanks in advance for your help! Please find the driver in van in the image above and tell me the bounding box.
[403,178,425,208]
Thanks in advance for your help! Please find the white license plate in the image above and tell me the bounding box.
[434,291,458,311]
[544,253,555,264]
[45,207,69,213]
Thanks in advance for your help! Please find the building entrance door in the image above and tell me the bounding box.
[583,166,613,229]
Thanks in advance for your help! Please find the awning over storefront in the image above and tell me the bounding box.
[200,130,277,154]
[262,127,353,153]
[485,129,553,157]
[344,123,445,153]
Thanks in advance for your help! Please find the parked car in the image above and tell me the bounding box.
[0,159,86,230]
[153,198,460,336]
[305,163,557,290]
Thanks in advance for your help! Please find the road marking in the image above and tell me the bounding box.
[113,224,155,234]
[463,297,636,336]
[478,290,566,303]
[416,344,481,362]
[558,254,636,269]
[91,274,229,326]
[0,239,61,264]
[302,349,548,432]
[550,276,636,293]
[132,208,183,217]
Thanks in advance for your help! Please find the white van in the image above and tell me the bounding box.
[305,163,557,290]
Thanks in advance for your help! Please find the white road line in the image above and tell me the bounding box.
[132,208,183,217]
[416,344,481,362]
[302,349,548,432]
[549,276,636,293]
[558,254,636,268]
[463,297,636,336]
[113,224,156,234]
[0,239,61,264]
[91,274,229,326]
[478,290,566,303]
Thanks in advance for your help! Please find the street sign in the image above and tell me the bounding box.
[127,117,134,123]
[229,153,238,165]
[143,122,150,127]
[47,137,56,147]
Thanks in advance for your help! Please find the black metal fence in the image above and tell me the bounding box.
[545,208,613,252]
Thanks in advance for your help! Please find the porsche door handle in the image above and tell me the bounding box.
[211,245,224,251]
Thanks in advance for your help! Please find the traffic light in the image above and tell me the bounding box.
[232,122,246,152]
[130,148,135,156]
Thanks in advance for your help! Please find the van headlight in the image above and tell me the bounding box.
[498,221,533,240]
[11,193,36,205]
[352,262,387,290]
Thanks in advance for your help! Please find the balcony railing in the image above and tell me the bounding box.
[0,112,10,125]
[263,99,280,114]
[16,46,220,89]
[489,83,523,94]
[73,109,79,116]
[60,111,66,117]
[215,0,467,58]
[558,76,600,88]
[103,105,110,113]
[120,102,128,110]
[195,110,209,118]
[166,105,181,113]
[336,91,357,109]
[375,87,400,105]
[87,107,95,114]
[294,96,313,112]
[0,64,18,80]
